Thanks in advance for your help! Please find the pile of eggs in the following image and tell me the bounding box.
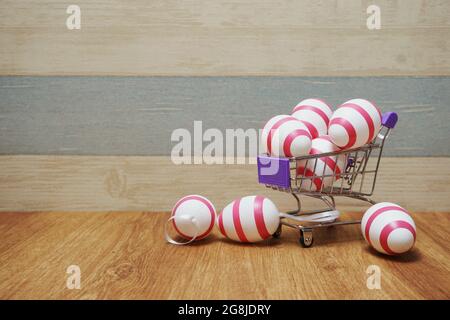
[263,98,382,157]
[166,194,417,256]
[262,98,382,190]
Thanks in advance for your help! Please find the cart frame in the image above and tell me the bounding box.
[257,112,398,247]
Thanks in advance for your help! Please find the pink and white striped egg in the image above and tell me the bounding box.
[328,99,382,150]
[171,195,216,240]
[292,98,333,139]
[217,195,280,243]
[262,115,312,158]
[296,135,347,191]
[361,202,416,255]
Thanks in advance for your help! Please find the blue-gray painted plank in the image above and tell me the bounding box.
[0,76,449,156]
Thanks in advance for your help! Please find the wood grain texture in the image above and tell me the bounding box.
[0,0,449,76]
[1,76,449,156]
[0,211,448,299]
[0,156,449,212]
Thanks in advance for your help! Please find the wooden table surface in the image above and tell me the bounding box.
[0,211,448,300]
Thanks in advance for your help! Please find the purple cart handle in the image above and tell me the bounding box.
[382,112,398,129]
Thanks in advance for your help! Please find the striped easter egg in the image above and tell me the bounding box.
[292,98,333,139]
[296,135,347,192]
[261,115,312,158]
[217,195,280,243]
[171,195,216,240]
[361,202,416,255]
[328,99,382,150]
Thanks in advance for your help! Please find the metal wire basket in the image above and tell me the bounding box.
[256,112,398,247]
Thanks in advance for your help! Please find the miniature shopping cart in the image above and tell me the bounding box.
[257,112,398,247]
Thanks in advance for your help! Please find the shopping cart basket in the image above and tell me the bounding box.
[257,112,398,247]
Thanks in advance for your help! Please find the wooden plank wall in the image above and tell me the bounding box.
[0,0,449,212]
[0,76,449,156]
[0,0,449,76]
[0,156,449,212]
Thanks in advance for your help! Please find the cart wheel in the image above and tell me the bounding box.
[272,225,282,238]
[299,229,313,248]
